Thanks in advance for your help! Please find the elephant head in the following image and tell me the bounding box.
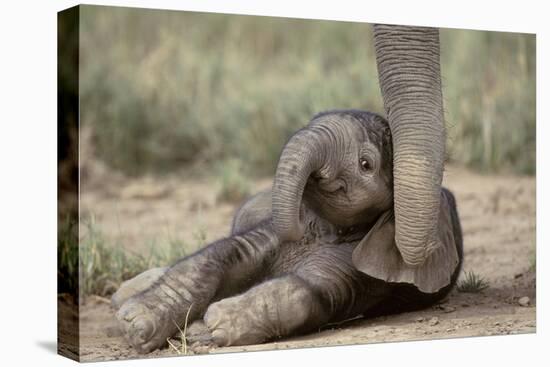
[272,110,394,244]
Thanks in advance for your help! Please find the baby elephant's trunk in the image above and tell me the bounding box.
[272,127,331,243]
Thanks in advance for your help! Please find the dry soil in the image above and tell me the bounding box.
[70,165,536,362]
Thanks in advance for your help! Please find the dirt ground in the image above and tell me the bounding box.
[73,165,536,362]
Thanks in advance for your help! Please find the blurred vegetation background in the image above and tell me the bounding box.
[80,6,536,178]
[68,5,537,297]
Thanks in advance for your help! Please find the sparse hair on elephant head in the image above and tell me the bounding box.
[271,109,460,294]
[272,110,394,241]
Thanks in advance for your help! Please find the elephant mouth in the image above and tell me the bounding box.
[309,175,347,194]
[304,181,356,225]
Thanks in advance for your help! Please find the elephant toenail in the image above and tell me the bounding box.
[211,328,229,346]
[133,317,156,343]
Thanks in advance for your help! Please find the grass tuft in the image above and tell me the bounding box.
[58,215,79,294]
[457,271,490,293]
[59,216,202,297]
[167,304,194,355]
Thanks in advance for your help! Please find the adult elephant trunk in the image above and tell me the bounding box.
[373,24,445,266]
[272,127,332,243]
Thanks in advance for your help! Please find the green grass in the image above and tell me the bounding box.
[79,6,535,178]
[58,215,79,295]
[58,215,204,297]
[79,6,380,177]
[441,30,536,174]
[457,271,490,293]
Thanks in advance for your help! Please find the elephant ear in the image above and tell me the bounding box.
[352,192,459,294]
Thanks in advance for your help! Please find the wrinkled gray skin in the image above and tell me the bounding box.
[372,25,447,271]
[113,110,463,353]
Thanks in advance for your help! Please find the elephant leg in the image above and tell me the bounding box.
[204,244,389,346]
[111,267,168,310]
[115,224,279,353]
[203,275,330,346]
[231,189,272,235]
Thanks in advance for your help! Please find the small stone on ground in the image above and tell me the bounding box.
[518,296,530,307]
[428,317,440,326]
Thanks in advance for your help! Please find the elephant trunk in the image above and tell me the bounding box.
[373,24,445,266]
[272,127,330,242]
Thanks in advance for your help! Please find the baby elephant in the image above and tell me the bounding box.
[112,109,463,353]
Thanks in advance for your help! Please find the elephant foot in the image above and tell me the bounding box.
[204,276,323,347]
[115,296,175,353]
[204,296,268,347]
[111,267,168,310]
[185,320,214,345]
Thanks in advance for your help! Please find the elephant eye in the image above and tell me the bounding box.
[360,159,371,171]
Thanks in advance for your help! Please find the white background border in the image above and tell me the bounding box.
[0,1,546,366]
